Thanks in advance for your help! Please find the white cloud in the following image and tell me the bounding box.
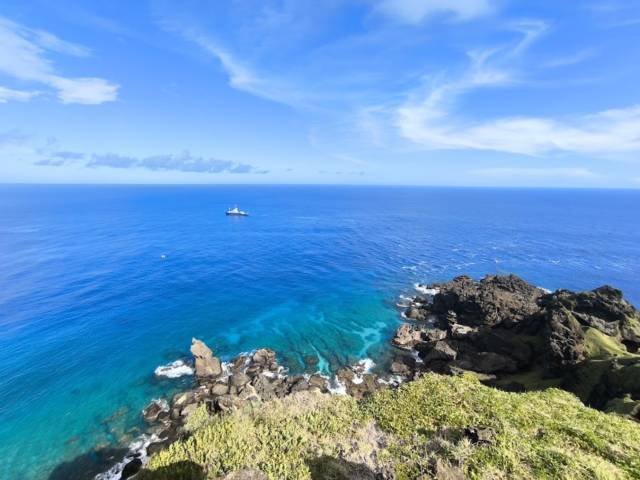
[543,48,596,68]
[0,85,39,103]
[376,0,494,24]
[0,16,118,104]
[469,167,596,179]
[394,23,640,158]
[160,23,309,108]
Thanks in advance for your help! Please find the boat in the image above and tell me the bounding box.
[226,206,249,216]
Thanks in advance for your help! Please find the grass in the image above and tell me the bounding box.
[139,373,640,480]
[583,328,639,360]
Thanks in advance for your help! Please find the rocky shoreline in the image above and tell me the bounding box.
[105,274,640,479]
[390,275,640,414]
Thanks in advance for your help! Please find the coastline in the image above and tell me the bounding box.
[98,273,640,479]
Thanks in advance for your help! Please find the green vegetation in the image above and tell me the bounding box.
[140,374,640,480]
[583,327,639,360]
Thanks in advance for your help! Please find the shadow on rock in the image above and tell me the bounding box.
[138,460,205,480]
[47,447,129,480]
[306,455,378,480]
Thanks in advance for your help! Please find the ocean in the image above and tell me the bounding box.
[1,185,639,479]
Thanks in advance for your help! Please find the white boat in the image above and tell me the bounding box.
[226,206,249,216]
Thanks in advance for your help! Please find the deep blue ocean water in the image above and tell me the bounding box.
[1,185,639,479]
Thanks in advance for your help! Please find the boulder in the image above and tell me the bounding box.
[238,383,261,403]
[120,458,142,480]
[142,399,168,423]
[392,324,427,350]
[252,349,276,366]
[308,374,328,391]
[230,372,251,388]
[390,356,416,376]
[422,340,457,363]
[405,306,427,321]
[542,307,585,371]
[210,382,229,397]
[215,395,242,413]
[191,338,223,380]
[289,377,310,393]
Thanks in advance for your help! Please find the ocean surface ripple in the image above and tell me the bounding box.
[0,185,639,479]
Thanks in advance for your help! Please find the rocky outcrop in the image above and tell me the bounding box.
[428,275,544,328]
[393,274,640,419]
[191,338,223,380]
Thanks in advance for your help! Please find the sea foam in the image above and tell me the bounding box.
[154,360,194,378]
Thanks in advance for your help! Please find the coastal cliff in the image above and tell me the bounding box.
[124,275,640,479]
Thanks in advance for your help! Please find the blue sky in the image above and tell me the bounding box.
[1,0,639,186]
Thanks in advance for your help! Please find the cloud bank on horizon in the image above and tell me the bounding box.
[0,0,639,186]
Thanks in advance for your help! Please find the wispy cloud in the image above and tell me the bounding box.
[376,0,495,24]
[159,19,308,108]
[0,16,119,104]
[0,85,40,103]
[36,150,268,174]
[469,167,596,179]
[543,48,596,68]
[393,22,640,158]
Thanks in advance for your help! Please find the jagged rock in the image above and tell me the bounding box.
[450,323,474,338]
[191,338,223,380]
[542,307,585,371]
[120,458,142,480]
[405,306,427,321]
[289,377,310,393]
[429,275,544,327]
[251,374,277,401]
[215,395,242,413]
[231,372,251,388]
[210,382,229,396]
[172,391,195,408]
[232,355,249,372]
[238,383,261,403]
[460,352,518,374]
[308,374,328,391]
[422,340,457,362]
[392,323,427,349]
[252,348,276,366]
[471,329,533,368]
[142,399,168,423]
[390,356,416,376]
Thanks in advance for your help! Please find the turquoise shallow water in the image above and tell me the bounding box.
[1,185,639,479]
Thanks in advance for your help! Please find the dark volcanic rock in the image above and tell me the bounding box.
[120,457,142,480]
[542,307,586,371]
[429,274,544,328]
[394,274,640,419]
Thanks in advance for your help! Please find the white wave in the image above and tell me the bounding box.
[414,284,440,296]
[327,376,347,395]
[154,360,193,378]
[396,295,413,308]
[94,433,160,480]
[410,350,424,364]
[350,358,375,385]
[144,398,169,414]
[377,375,405,387]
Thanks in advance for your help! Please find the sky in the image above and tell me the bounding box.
[1,0,640,187]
